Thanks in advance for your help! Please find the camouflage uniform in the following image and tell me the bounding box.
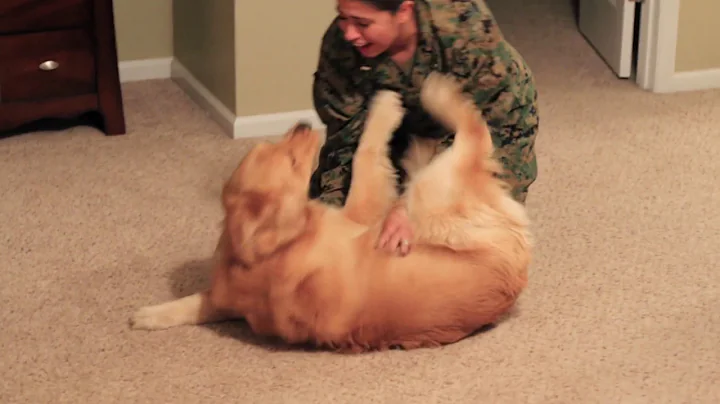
[309,0,539,206]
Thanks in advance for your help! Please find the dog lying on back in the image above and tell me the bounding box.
[130,73,533,352]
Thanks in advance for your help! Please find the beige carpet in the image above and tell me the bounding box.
[3,1,720,403]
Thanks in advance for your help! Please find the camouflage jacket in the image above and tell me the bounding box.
[309,0,539,205]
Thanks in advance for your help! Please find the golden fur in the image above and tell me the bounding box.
[130,73,533,352]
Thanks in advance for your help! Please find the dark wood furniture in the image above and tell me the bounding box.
[0,0,126,135]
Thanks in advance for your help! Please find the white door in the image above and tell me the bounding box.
[578,0,638,78]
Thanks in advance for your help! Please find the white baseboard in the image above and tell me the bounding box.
[170,59,237,138]
[118,57,173,83]
[234,110,324,139]
[169,59,325,139]
[653,68,720,93]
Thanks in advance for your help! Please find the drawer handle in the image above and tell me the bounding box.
[39,60,59,71]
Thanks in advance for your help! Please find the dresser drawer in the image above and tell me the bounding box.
[0,0,92,35]
[0,29,96,103]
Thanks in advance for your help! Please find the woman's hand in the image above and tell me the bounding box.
[376,205,413,256]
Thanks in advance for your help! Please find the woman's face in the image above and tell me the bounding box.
[335,0,414,58]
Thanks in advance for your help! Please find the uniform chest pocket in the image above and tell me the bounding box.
[447,47,474,80]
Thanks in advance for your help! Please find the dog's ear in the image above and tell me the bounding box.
[223,190,307,265]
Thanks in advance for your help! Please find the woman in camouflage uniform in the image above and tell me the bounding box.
[309,0,539,255]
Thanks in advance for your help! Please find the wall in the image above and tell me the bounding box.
[234,2,336,117]
[112,0,337,118]
[173,0,237,113]
[675,0,720,72]
[113,0,173,62]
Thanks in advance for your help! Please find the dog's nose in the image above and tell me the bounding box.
[294,121,312,132]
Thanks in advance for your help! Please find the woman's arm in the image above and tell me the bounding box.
[312,23,370,145]
[430,0,539,203]
[432,0,517,110]
[309,23,371,206]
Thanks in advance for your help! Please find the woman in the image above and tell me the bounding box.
[309,0,539,255]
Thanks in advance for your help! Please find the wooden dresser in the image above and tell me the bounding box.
[0,0,126,135]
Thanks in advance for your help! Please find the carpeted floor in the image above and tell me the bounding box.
[2,1,720,403]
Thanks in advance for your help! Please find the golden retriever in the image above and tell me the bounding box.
[130,73,532,352]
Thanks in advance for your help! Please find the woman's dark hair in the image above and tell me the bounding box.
[360,0,407,12]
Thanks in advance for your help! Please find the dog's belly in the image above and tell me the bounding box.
[306,208,382,262]
[321,208,374,237]
[344,245,527,350]
[282,208,527,351]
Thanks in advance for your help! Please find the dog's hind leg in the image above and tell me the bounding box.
[420,72,495,170]
[130,290,231,330]
[397,73,506,250]
[342,90,406,226]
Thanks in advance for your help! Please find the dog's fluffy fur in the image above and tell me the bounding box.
[130,73,533,352]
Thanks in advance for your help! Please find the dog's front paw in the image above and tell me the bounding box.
[366,90,405,139]
[130,304,179,331]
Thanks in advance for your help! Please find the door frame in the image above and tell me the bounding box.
[635,0,679,92]
[636,0,720,93]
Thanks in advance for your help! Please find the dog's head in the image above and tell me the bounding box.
[221,121,322,265]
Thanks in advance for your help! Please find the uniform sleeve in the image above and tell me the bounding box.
[432,0,539,203]
[435,0,514,114]
[309,23,373,204]
[312,24,369,147]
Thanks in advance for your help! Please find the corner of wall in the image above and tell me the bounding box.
[171,0,236,114]
[643,0,720,93]
[232,2,334,138]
